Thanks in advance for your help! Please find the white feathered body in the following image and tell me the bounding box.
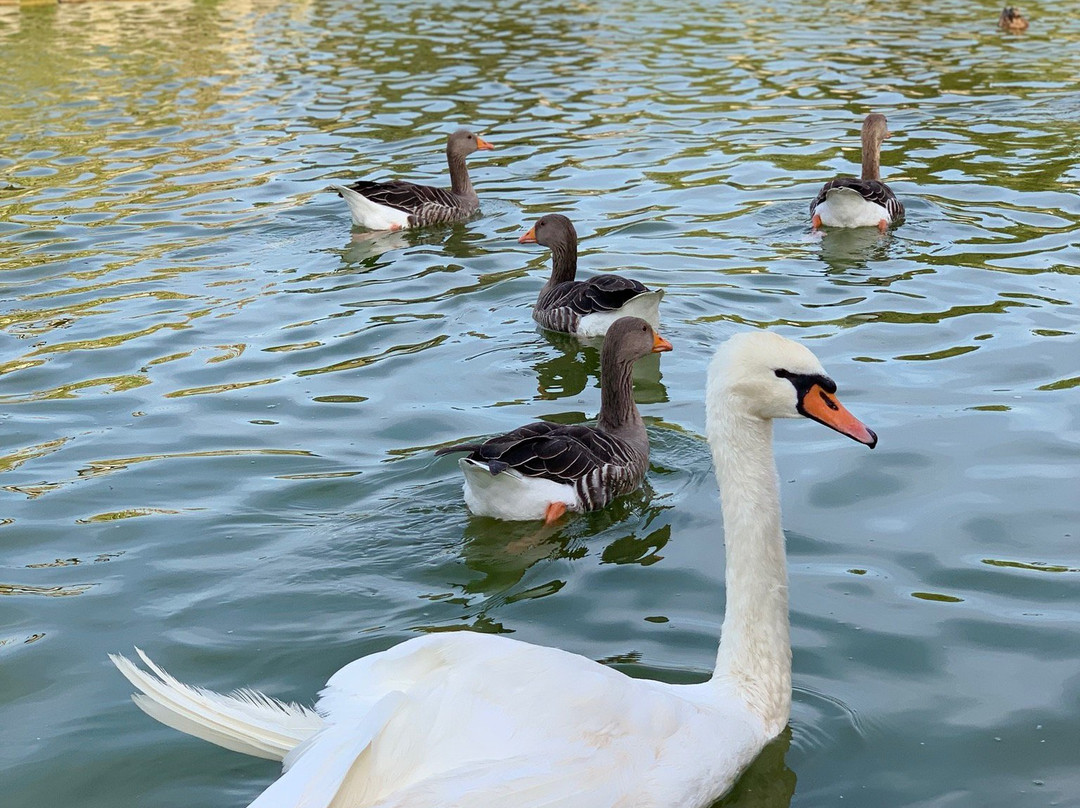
[111,332,878,808]
[458,457,581,521]
[114,633,769,808]
[813,187,891,229]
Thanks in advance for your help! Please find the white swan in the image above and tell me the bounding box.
[111,331,877,808]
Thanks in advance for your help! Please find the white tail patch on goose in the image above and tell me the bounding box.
[332,184,412,231]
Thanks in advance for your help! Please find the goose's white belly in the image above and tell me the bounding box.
[815,188,890,228]
[459,458,581,521]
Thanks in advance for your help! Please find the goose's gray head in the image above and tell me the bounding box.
[603,316,673,363]
[861,113,892,145]
[448,128,495,158]
[518,213,577,249]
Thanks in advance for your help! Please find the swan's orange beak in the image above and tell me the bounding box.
[476,136,495,151]
[652,333,673,353]
[799,385,877,448]
[518,225,537,244]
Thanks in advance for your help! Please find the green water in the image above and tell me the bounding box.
[1,0,1078,806]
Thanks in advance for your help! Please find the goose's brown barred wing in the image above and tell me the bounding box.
[340,180,477,226]
[810,177,905,221]
[535,275,652,333]
[437,421,646,509]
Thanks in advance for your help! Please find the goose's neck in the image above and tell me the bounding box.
[708,406,791,735]
[447,150,475,197]
[545,234,578,287]
[596,351,645,450]
[860,132,882,181]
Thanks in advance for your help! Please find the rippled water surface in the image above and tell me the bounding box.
[2,0,1078,805]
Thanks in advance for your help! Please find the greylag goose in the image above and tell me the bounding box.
[111,330,877,808]
[332,128,493,230]
[437,316,671,523]
[810,113,904,233]
[521,214,663,338]
[998,6,1029,30]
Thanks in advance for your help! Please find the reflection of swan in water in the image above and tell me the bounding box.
[711,728,797,808]
[111,331,875,808]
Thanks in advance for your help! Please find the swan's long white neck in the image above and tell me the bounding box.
[707,393,791,736]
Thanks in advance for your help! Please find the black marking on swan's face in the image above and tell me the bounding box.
[774,368,836,397]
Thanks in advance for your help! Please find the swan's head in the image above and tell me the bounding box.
[708,331,877,447]
[448,128,495,158]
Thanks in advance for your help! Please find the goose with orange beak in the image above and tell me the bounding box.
[438,316,672,523]
[810,113,904,233]
[332,128,494,230]
[521,214,664,338]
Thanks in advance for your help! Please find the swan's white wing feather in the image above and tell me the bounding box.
[110,649,324,761]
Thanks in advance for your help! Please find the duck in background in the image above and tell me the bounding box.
[521,214,663,338]
[810,113,904,233]
[332,128,493,230]
[998,6,1029,31]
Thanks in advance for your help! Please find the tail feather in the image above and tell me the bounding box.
[620,289,664,327]
[111,648,325,762]
[330,184,410,230]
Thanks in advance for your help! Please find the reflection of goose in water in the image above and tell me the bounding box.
[337,217,481,267]
[534,328,669,406]
[532,329,600,401]
[454,491,669,598]
[338,229,411,265]
[111,331,875,808]
[814,225,894,274]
